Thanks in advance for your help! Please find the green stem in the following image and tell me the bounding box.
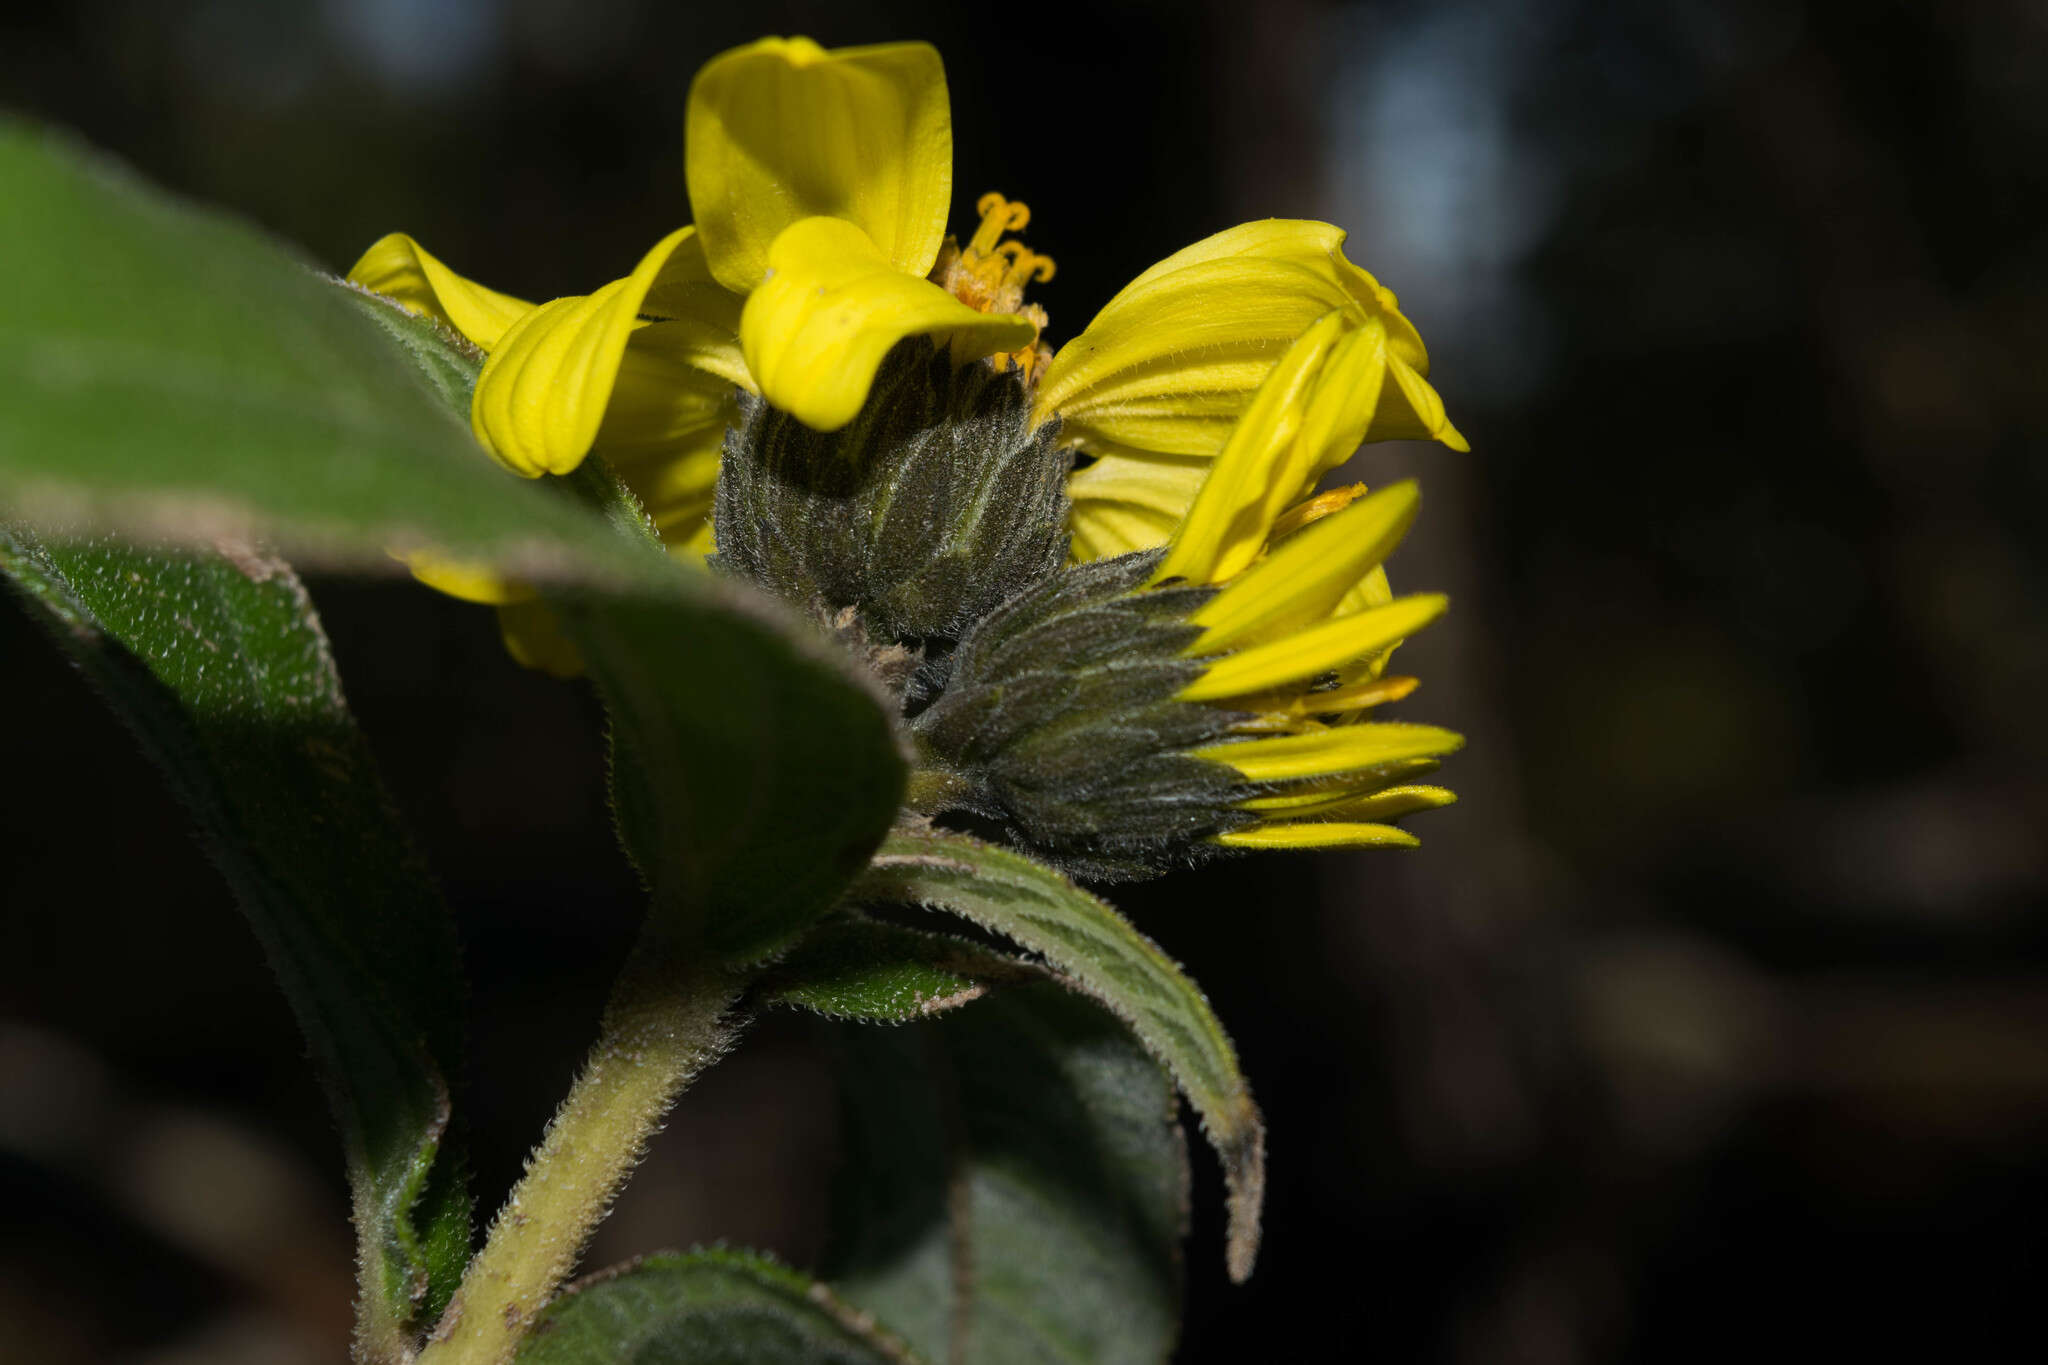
[416,936,742,1365]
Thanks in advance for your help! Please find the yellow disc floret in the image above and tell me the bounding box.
[932,191,1057,378]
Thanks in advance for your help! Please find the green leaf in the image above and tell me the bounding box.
[755,912,1039,1022]
[334,284,485,416]
[858,829,1267,1283]
[825,984,1188,1364]
[0,119,909,966]
[550,461,907,965]
[0,527,469,1347]
[570,587,907,964]
[324,309,909,964]
[0,120,654,586]
[515,1248,920,1365]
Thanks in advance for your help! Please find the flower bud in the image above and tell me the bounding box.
[711,339,1070,644]
[909,549,1255,880]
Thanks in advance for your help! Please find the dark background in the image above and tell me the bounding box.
[5,1,2047,1360]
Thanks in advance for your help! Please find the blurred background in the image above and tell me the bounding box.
[4,0,2046,1360]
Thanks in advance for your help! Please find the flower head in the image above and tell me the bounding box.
[908,334,1461,877]
[349,35,1462,562]
[347,34,1466,858]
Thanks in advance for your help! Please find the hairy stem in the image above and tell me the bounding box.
[417,937,743,1365]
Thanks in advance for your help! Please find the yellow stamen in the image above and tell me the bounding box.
[997,240,1057,290]
[970,192,1031,256]
[942,193,1057,310]
[933,191,1059,382]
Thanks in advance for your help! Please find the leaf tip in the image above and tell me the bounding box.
[1222,1102,1267,1284]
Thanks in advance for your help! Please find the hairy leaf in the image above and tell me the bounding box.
[0,121,654,587]
[339,285,909,972]
[0,119,908,967]
[756,913,1039,1022]
[552,462,907,964]
[332,310,909,966]
[858,829,1266,1282]
[0,527,469,1347]
[334,283,485,416]
[516,1248,919,1365]
[825,984,1188,1364]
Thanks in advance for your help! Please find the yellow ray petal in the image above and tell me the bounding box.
[1179,594,1447,702]
[1191,481,1420,652]
[1152,313,1344,586]
[608,422,724,543]
[1239,775,1444,813]
[1371,350,1471,451]
[587,327,733,551]
[1214,672,1421,724]
[1286,672,1419,715]
[1069,498,1182,563]
[636,236,753,392]
[1289,320,1391,480]
[1332,562,1395,616]
[740,216,1033,432]
[1237,757,1444,806]
[1040,387,1254,462]
[1274,785,1457,823]
[496,601,585,678]
[1216,821,1421,850]
[1194,721,1464,782]
[470,227,725,477]
[1035,263,1351,453]
[1094,220,1427,353]
[1087,318,1425,575]
[675,518,718,561]
[587,328,738,463]
[1066,452,1209,516]
[1065,453,1207,562]
[686,37,952,294]
[1034,220,1453,459]
[346,233,532,351]
[398,551,532,606]
[1314,562,1403,693]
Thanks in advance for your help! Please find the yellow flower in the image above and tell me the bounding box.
[349,38,1032,545]
[1043,221,1468,564]
[350,226,741,543]
[347,34,1467,682]
[902,321,1460,869]
[350,34,1465,534]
